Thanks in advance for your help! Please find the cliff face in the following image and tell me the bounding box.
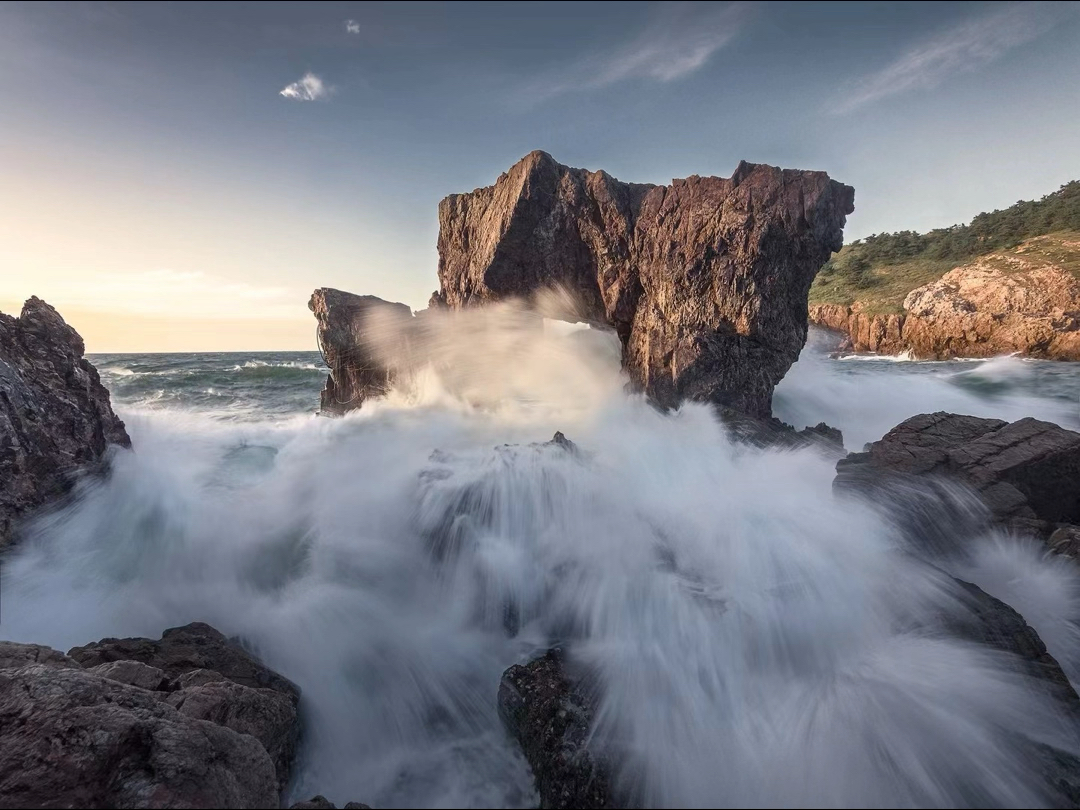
[437,151,853,418]
[0,298,130,547]
[810,250,1080,359]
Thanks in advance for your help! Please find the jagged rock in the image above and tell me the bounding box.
[1050,525,1080,559]
[67,622,301,705]
[835,412,1080,538]
[0,640,82,671]
[498,649,612,809]
[947,578,1079,705]
[166,679,298,793]
[0,297,129,547]
[0,663,279,809]
[809,256,1080,360]
[88,660,167,690]
[309,288,414,415]
[436,151,853,418]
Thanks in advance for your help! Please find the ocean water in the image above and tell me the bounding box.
[4,316,1080,808]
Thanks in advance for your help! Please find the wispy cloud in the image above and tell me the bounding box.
[524,2,749,103]
[279,72,331,101]
[345,19,360,35]
[834,2,1066,114]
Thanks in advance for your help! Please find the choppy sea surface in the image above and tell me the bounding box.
[3,320,1080,808]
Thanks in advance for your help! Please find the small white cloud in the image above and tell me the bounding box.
[524,2,748,103]
[834,2,1066,114]
[279,72,331,102]
[345,19,361,35]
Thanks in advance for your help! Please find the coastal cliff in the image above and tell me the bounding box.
[316,150,853,419]
[0,297,130,547]
[811,241,1080,359]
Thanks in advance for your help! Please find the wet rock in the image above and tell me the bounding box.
[835,412,1080,538]
[0,297,129,547]
[718,408,845,453]
[67,621,301,705]
[0,663,279,809]
[437,151,853,419]
[0,640,83,671]
[498,649,612,809]
[947,578,1079,706]
[309,288,414,415]
[88,660,167,690]
[1049,525,1080,559]
[166,679,299,793]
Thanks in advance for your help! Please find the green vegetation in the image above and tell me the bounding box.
[810,181,1080,313]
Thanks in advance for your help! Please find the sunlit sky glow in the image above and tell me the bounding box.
[2,1,1078,352]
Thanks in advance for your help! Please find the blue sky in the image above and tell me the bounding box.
[1,1,1078,350]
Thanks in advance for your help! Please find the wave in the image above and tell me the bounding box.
[7,309,1080,807]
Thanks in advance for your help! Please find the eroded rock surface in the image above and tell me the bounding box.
[498,649,612,809]
[836,412,1080,539]
[0,661,279,809]
[437,151,853,418]
[309,288,414,414]
[315,152,852,418]
[810,256,1080,360]
[0,624,311,808]
[0,297,129,546]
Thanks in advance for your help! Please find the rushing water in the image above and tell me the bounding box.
[4,316,1080,808]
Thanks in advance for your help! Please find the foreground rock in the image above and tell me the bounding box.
[316,151,853,418]
[835,412,1080,539]
[498,649,612,809]
[0,622,304,809]
[0,297,129,547]
[810,254,1080,360]
[289,797,370,809]
[68,622,301,789]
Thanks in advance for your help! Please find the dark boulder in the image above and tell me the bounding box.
[0,661,279,809]
[498,649,612,809]
[836,412,1080,540]
[68,621,300,705]
[0,297,129,547]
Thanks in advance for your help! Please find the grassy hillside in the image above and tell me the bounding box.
[809,180,1080,314]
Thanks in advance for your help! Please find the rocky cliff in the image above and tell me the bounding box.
[0,297,130,547]
[436,151,853,418]
[810,240,1080,359]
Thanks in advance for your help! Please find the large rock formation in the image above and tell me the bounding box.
[835,412,1080,540]
[0,297,130,547]
[436,151,853,417]
[0,623,304,809]
[314,152,853,418]
[810,253,1080,359]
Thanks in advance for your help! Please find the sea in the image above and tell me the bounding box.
[3,319,1080,808]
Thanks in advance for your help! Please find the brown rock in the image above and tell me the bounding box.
[0,663,278,809]
[498,649,612,809]
[309,288,414,415]
[0,297,129,547]
[67,622,301,707]
[436,151,853,418]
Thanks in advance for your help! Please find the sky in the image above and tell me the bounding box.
[1,1,1078,352]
